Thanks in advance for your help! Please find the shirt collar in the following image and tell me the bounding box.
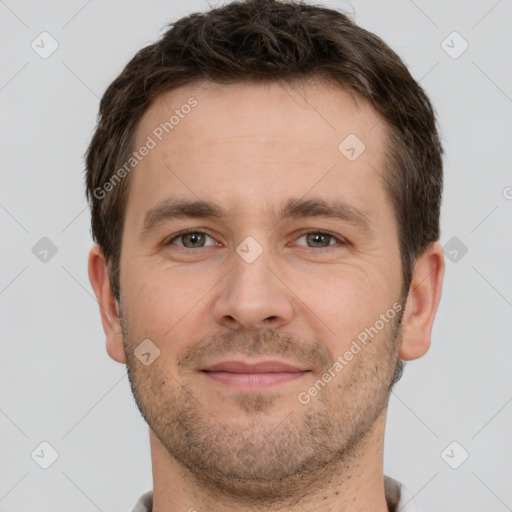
[131,476,422,512]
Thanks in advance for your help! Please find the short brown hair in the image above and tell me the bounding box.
[85,0,443,302]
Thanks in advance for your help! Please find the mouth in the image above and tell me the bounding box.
[200,360,311,390]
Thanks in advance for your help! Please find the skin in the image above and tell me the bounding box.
[89,79,444,512]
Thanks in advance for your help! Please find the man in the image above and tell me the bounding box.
[86,0,445,510]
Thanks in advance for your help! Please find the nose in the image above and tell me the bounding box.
[213,244,295,331]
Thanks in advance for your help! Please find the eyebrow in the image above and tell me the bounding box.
[140,197,375,239]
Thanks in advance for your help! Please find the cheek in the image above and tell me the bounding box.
[121,260,206,341]
[287,264,389,339]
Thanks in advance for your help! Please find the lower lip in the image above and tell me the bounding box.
[201,371,308,389]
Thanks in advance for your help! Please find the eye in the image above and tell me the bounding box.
[164,229,346,250]
[166,230,216,249]
[294,231,346,249]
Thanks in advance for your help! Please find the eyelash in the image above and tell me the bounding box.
[165,229,347,250]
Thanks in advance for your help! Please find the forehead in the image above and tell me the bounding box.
[138,79,384,153]
[126,79,391,228]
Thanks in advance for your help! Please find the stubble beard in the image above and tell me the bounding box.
[121,305,404,506]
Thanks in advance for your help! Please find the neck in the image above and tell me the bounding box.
[149,409,390,512]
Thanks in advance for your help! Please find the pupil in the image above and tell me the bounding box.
[309,233,327,247]
[186,233,203,247]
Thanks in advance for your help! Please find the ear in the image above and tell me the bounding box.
[399,241,445,361]
[88,244,126,364]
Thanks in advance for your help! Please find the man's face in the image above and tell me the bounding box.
[117,80,405,498]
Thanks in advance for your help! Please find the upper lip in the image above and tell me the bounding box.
[201,360,309,373]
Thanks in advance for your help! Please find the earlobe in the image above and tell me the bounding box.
[398,242,445,361]
[88,244,126,364]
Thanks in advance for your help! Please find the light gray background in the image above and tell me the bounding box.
[1,0,511,511]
